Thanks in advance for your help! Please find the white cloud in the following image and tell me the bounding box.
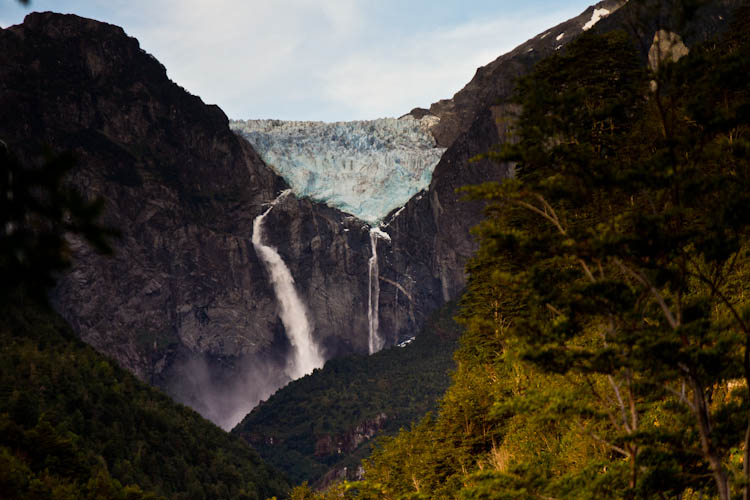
[113,0,369,118]
[317,10,587,119]
[3,0,593,121]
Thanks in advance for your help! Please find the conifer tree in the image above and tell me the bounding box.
[460,11,750,498]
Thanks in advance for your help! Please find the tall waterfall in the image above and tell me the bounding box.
[252,191,324,379]
[368,227,391,354]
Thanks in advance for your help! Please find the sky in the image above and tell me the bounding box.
[1,0,595,121]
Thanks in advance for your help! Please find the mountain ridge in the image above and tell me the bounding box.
[4,0,734,432]
[0,10,447,428]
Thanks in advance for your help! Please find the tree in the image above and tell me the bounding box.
[352,4,750,500]
[460,10,750,498]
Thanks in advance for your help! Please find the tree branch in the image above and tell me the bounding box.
[664,382,696,412]
[513,196,567,235]
[575,420,631,458]
[608,375,632,433]
[614,259,679,330]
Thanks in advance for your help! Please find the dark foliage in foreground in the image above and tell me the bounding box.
[0,294,289,500]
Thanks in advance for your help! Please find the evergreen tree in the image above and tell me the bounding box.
[459,13,750,499]
[355,4,750,499]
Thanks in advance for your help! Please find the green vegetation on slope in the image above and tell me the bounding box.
[289,3,750,499]
[232,303,462,487]
[0,293,289,500]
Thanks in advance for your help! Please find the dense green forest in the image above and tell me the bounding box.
[233,303,461,486]
[293,4,750,500]
[0,294,289,500]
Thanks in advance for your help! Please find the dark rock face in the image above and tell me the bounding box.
[0,11,443,427]
[3,2,741,429]
[0,12,388,427]
[0,12,291,425]
[425,0,651,149]
[311,413,388,488]
[0,5,630,427]
[313,413,388,458]
[262,196,377,356]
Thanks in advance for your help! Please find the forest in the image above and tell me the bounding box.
[292,3,750,499]
[0,293,289,500]
[233,302,460,486]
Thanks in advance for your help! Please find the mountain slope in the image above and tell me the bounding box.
[232,302,462,487]
[0,12,292,427]
[3,1,738,436]
[0,12,433,429]
[351,3,750,500]
[0,293,289,499]
[385,0,742,315]
[237,0,747,493]
[379,1,631,337]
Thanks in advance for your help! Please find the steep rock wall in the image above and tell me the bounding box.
[0,12,413,428]
[393,0,742,305]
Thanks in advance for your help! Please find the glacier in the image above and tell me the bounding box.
[231,116,446,224]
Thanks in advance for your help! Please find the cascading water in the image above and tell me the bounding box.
[252,191,324,379]
[368,227,391,354]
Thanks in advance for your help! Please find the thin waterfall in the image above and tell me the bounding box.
[252,191,324,379]
[368,227,390,354]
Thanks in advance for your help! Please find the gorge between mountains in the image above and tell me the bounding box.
[2,0,635,431]
[3,0,749,496]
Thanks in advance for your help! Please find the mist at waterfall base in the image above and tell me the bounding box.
[163,192,326,431]
[164,351,292,431]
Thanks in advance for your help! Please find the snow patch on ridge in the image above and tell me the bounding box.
[582,8,610,31]
[231,116,445,224]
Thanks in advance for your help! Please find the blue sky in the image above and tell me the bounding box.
[1,0,595,121]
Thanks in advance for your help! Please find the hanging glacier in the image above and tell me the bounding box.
[231,116,446,224]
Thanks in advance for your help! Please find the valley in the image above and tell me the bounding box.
[2,0,749,498]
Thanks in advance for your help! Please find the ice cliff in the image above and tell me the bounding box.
[231,116,446,224]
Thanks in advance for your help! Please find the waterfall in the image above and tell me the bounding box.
[252,191,324,379]
[368,227,390,354]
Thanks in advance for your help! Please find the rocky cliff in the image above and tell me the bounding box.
[0,12,403,429]
[386,0,634,307]
[0,12,286,428]
[0,11,453,429]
